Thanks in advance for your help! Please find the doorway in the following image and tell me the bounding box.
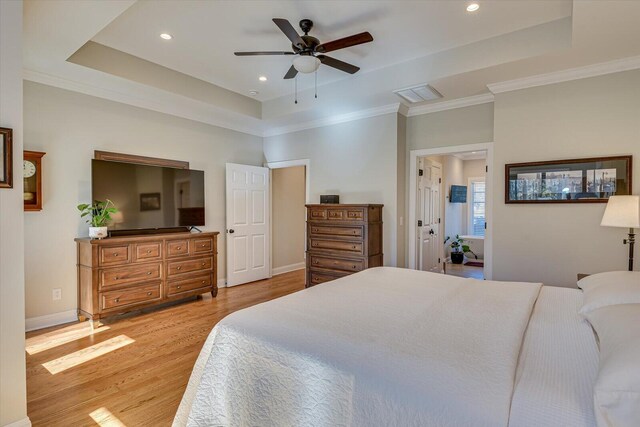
[266,159,310,277]
[408,143,493,280]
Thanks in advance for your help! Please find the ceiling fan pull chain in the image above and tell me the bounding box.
[315,70,318,99]
[295,76,298,104]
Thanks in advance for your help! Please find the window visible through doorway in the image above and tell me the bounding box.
[469,178,485,236]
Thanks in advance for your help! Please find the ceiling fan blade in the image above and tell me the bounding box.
[316,32,373,53]
[283,64,298,79]
[234,51,295,56]
[318,55,360,74]
[273,18,307,48]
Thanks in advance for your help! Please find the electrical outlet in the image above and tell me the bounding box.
[52,288,62,301]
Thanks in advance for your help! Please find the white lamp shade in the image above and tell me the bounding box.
[293,56,321,74]
[601,195,640,228]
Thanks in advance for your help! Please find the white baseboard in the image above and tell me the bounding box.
[3,416,31,427]
[25,309,77,332]
[272,262,305,276]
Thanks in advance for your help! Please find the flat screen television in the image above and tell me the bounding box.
[92,159,205,231]
[450,185,467,203]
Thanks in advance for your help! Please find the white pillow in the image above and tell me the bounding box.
[585,304,640,427]
[577,271,640,316]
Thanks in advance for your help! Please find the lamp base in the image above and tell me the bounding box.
[624,228,635,271]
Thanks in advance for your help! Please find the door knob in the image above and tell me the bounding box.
[228,229,235,234]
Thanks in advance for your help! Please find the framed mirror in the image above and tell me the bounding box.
[0,127,13,189]
[505,155,632,204]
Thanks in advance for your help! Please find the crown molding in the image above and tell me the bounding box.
[23,69,265,137]
[406,93,494,117]
[263,103,401,138]
[487,55,640,94]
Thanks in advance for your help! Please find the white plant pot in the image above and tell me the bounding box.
[89,226,108,239]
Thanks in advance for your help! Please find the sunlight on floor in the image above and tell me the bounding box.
[42,335,135,374]
[89,407,127,427]
[26,322,110,355]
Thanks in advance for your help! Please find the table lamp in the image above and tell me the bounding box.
[601,195,640,271]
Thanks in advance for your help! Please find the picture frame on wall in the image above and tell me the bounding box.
[505,155,632,204]
[0,127,13,189]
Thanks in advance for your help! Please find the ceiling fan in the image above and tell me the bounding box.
[234,18,373,79]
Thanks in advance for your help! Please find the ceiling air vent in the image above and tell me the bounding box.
[394,84,443,104]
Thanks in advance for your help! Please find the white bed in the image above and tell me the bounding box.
[174,267,599,427]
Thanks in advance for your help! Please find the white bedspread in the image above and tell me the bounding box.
[509,286,599,427]
[175,267,543,427]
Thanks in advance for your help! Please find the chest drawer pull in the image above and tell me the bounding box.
[177,246,182,250]
[115,298,120,303]
[147,292,152,296]
[146,250,151,254]
[177,266,182,271]
[202,280,206,284]
[177,285,182,289]
[201,263,205,266]
[114,253,119,257]
[147,271,152,275]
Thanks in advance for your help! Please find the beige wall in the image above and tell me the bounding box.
[493,70,640,286]
[264,114,399,266]
[23,82,264,320]
[0,1,28,425]
[272,166,306,270]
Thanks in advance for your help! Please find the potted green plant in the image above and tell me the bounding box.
[77,199,118,239]
[444,235,478,264]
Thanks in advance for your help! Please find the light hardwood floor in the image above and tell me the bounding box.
[26,270,305,427]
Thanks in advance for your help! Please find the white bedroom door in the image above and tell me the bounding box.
[418,159,442,273]
[226,163,270,287]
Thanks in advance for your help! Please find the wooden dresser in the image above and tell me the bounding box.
[306,204,383,287]
[76,231,218,324]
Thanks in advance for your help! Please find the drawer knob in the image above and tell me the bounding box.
[114,298,120,303]
[115,276,119,280]
[201,244,206,247]
[352,265,357,269]
[177,246,182,250]
[314,260,318,264]
[146,250,151,254]
[352,246,356,249]
[201,263,205,266]
[201,280,206,284]
[114,253,119,257]
[147,271,152,275]
[147,292,152,296]
[177,266,182,270]
[177,285,181,289]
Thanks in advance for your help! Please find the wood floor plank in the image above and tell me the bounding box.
[26,270,305,426]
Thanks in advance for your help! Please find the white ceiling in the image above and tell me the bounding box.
[92,0,572,101]
[22,0,640,136]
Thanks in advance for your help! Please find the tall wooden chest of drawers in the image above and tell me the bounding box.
[76,231,218,324]
[306,204,383,287]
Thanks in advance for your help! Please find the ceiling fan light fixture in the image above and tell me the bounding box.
[293,56,321,74]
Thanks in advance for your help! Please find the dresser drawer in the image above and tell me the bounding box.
[167,256,213,277]
[134,242,162,262]
[167,240,189,258]
[308,208,327,220]
[167,274,212,297]
[325,208,365,222]
[100,263,162,289]
[101,283,161,311]
[309,225,363,239]
[309,269,349,286]
[309,238,364,255]
[99,245,130,266]
[309,255,364,273]
[191,237,213,254]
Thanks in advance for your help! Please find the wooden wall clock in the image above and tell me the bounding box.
[23,151,45,211]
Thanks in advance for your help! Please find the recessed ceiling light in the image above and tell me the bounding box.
[160,33,173,40]
[472,151,477,154]
[249,90,259,96]
[466,3,480,12]
[258,76,267,82]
